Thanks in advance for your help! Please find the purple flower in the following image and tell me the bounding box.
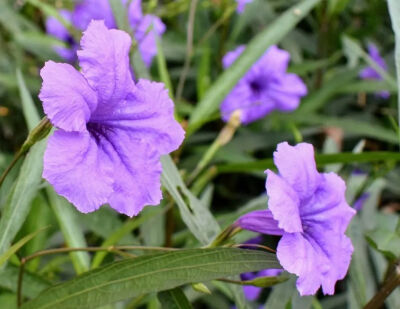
[236,0,253,14]
[46,0,165,66]
[45,10,78,62]
[237,142,355,295]
[220,45,307,124]
[39,21,184,216]
[359,43,390,99]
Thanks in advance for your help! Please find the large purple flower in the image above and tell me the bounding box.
[39,21,184,216]
[46,0,165,67]
[359,43,390,99]
[237,142,355,295]
[220,45,307,124]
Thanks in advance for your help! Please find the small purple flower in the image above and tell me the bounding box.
[359,43,390,99]
[220,45,307,124]
[353,193,369,212]
[237,142,355,296]
[45,10,78,62]
[236,0,253,14]
[39,21,184,216]
[46,0,165,66]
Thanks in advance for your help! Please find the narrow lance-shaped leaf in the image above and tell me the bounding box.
[388,0,400,139]
[21,248,280,309]
[187,0,321,134]
[161,155,220,245]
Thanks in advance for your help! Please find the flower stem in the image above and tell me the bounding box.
[186,110,241,185]
[0,117,52,188]
[364,261,400,309]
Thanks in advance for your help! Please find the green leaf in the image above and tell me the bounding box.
[46,188,90,274]
[240,275,289,288]
[0,140,46,270]
[14,32,63,61]
[91,205,164,269]
[218,151,400,174]
[158,288,193,309]
[187,0,321,134]
[156,37,174,98]
[0,265,50,299]
[296,67,360,114]
[21,248,279,309]
[0,227,46,268]
[388,0,400,142]
[161,155,220,245]
[16,68,41,131]
[366,214,400,260]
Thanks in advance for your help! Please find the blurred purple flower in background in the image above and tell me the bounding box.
[236,0,253,14]
[45,10,78,62]
[220,45,307,124]
[237,142,355,295]
[46,0,165,67]
[39,21,184,216]
[359,43,390,99]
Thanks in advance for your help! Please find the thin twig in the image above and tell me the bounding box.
[0,150,25,187]
[364,262,400,309]
[175,0,199,101]
[233,243,276,254]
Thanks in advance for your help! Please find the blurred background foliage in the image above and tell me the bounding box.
[0,0,400,308]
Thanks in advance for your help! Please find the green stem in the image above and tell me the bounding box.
[187,110,241,185]
[0,117,52,188]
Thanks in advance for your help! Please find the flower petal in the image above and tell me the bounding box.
[45,10,72,42]
[128,0,143,28]
[268,74,308,111]
[265,170,302,233]
[236,210,284,235]
[136,15,166,67]
[301,172,356,234]
[39,61,97,131]
[103,129,163,216]
[273,142,321,200]
[72,0,115,30]
[222,45,245,68]
[91,79,185,155]
[78,20,134,106]
[277,226,353,296]
[258,45,290,74]
[43,130,113,213]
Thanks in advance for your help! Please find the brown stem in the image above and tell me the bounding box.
[364,262,400,309]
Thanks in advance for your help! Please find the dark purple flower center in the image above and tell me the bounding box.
[87,122,111,144]
[249,79,266,95]
[66,35,75,46]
